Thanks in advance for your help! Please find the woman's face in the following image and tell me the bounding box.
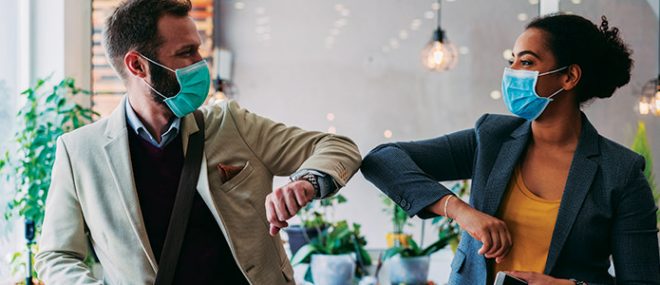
[510,28,566,98]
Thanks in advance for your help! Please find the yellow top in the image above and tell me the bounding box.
[493,166,561,273]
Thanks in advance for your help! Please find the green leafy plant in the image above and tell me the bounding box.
[382,232,456,260]
[291,220,372,281]
[0,76,97,230]
[298,194,347,229]
[381,194,410,234]
[285,194,347,259]
[291,220,371,264]
[631,121,659,226]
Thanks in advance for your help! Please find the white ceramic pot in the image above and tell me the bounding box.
[388,255,430,285]
[310,253,355,285]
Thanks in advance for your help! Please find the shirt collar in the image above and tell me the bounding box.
[125,98,181,147]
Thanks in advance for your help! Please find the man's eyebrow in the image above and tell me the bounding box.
[174,43,199,52]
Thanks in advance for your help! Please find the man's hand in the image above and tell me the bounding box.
[506,271,576,285]
[265,180,315,236]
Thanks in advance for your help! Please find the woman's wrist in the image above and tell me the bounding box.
[429,195,453,217]
[429,194,467,220]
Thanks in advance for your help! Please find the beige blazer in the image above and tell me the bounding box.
[35,98,361,285]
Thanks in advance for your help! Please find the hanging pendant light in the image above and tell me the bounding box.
[421,0,458,71]
[637,28,659,117]
[638,74,660,116]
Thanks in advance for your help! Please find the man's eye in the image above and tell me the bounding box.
[521,60,533,66]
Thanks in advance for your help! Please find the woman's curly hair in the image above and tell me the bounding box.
[527,14,633,104]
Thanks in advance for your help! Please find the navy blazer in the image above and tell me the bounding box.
[362,114,660,285]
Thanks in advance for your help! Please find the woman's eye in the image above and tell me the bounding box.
[507,59,514,66]
[521,60,533,66]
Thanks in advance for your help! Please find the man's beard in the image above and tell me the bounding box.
[148,62,181,108]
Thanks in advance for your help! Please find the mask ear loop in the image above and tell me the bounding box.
[137,52,176,72]
[143,80,169,100]
[546,88,565,101]
[136,52,174,100]
[539,66,569,101]
[539,66,568,76]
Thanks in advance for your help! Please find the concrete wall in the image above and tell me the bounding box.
[218,0,660,249]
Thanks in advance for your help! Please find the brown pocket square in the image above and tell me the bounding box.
[217,163,245,184]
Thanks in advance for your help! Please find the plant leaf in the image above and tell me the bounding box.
[291,244,319,265]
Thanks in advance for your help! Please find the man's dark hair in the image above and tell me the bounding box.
[104,0,192,79]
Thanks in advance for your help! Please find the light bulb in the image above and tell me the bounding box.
[639,100,650,115]
[421,29,458,71]
[654,90,660,116]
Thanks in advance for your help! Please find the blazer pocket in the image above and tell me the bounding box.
[451,247,467,273]
[217,161,254,192]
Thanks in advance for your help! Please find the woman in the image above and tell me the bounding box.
[362,14,660,285]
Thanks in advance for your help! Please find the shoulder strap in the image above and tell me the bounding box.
[154,110,205,285]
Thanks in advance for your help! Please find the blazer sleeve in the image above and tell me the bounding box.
[225,100,361,192]
[361,115,485,218]
[610,156,660,284]
[35,137,102,285]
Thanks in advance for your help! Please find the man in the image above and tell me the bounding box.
[35,0,360,284]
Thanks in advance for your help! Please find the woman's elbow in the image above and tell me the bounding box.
[361,144,400,176]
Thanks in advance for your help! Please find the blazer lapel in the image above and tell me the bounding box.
[179,112,215,215]
[481,121,531,216]
[544,115,600,273]
[180,112,200,155]
[179,111,223,228]
[102,97,158,272]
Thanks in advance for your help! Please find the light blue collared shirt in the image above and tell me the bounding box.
[125,99,181,149]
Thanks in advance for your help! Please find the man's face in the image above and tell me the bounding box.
[147,14,203,102]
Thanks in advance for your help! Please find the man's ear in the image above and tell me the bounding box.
[562,64,581,91]
[124,51,148,78]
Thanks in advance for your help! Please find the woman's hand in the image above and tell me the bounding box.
[435,196,512,263]
[506,271,576,285]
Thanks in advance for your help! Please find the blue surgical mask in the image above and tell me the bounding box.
[501,66,567,121]
[140,55,211,118]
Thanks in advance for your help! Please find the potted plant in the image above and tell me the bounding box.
[284,194,346,255]
[630,121,659,227]
[0,76,97,284]
[378,181,467,285]
[291,220,372,285]
[381,194,412,248]
[382,233,457,285]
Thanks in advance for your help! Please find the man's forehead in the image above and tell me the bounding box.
[157,15,201,49]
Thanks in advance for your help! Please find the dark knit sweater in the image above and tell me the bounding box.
[127,129,248,284]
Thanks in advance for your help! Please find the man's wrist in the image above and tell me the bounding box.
[290,170,323,197]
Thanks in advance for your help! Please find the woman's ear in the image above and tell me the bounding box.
[124,51,148,78]
[562,64,581,91]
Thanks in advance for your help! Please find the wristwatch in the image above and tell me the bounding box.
[300,173,321,197]
[290,170,321,197]
[570,279,587,285]
[291,169,340,199]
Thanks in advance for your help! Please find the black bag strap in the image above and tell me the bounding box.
[154,110,205,285]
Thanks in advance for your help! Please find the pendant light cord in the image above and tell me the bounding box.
[437,0,442,29]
